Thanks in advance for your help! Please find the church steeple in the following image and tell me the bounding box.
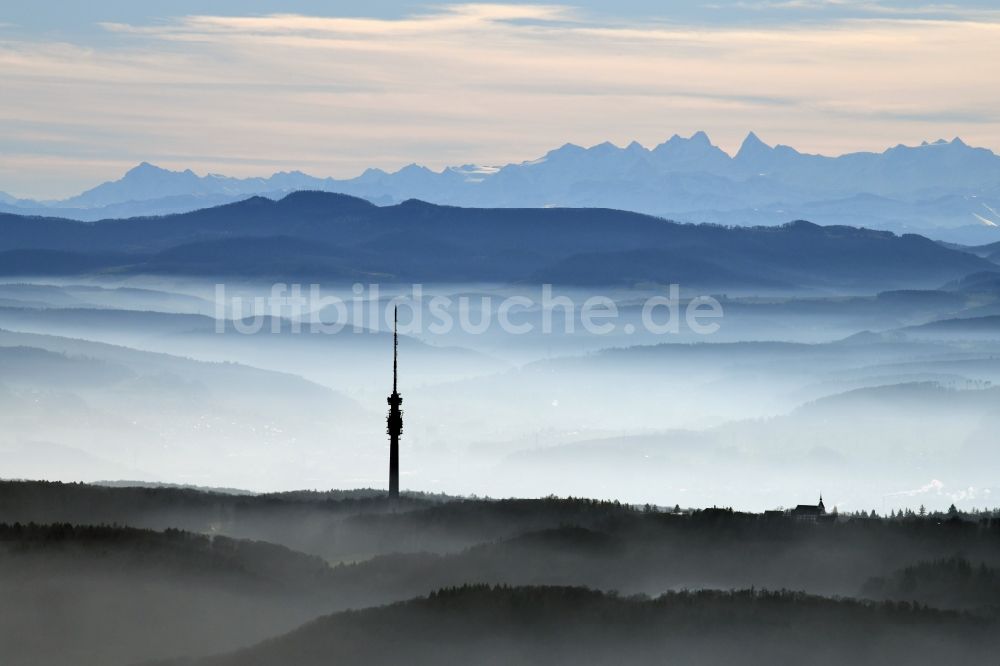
[386,307,403,499]
[818,494,826,514]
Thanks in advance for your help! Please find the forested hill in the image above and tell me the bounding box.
[0,192,991,288]
[173,584,1000,666]
[5,483,1000,666]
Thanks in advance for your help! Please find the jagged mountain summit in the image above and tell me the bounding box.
[3,133,1000,243]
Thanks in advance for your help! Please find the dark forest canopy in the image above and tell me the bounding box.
[4,482,1000,666]
[3,481,999,594]
[165,584,1000,666]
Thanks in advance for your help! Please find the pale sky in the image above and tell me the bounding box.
[2,1,999,198]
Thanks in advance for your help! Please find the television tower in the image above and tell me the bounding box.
[386,306,402,499]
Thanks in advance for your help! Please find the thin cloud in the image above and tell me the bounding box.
[884,479,945,498]
[1,3,999,197]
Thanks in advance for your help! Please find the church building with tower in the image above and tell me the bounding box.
[764,494,836,521]
[791,494,828,521]
[386,306,403,499]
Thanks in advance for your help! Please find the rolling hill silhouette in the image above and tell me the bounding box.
[6,482,1000,666]
[166,584,1000,666]
[0,193,991,288]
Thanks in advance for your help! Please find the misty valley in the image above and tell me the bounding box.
[1,191,1000,664]
[0,208,998,509]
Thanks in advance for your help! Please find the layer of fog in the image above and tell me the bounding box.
[1,275,999,512]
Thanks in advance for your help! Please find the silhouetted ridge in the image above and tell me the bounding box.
[396,198,457,212]
[781,219,822,231]
[905,314,1000,332]
[0,198,990,287]
[945,270,1000,292]
[277,189,376,214]
[207,195,276,214]
[0,248,138,274]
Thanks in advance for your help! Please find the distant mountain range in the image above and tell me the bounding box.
[3,132,1000,244]
[0,191,993,289]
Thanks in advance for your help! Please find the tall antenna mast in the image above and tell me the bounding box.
[386,304,402,500]
[393,306,398,393]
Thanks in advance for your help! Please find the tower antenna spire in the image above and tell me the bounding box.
[393,306,398,393]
